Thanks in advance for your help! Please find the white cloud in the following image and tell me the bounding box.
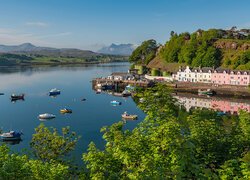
[25,22,48,27]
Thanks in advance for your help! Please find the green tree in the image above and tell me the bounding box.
[30,123,80,162]
[129,39,158,64]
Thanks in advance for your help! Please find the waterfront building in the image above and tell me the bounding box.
[173,66,250,86]
[107,72,134,81]
[173,66,212,83]
[212,69,250,86]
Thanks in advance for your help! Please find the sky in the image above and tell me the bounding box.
[0,0,250,51]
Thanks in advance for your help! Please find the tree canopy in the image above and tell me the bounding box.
[129,39,158,65]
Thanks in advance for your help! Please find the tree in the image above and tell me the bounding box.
[30,123,80,163]
[129,39,158,64]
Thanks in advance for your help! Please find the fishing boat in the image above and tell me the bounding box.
[11,94,24,100]
[121,111,138,120]
[49,88,61,96]
[60,108,72,114]
[198,89,215,96]
[0,130,23,141]
[125,85,135,92]
[38,113,56,119]
[110,100,121,105]
[122,90,131,97]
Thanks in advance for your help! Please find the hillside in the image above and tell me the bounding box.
[132,28,250,72]
[0,43,128,66]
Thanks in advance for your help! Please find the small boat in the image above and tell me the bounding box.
[125,85,135,92]
[198,89,215,96]
[96,89,101,94]
[101,84,114,90]
[139,98,145,103]
[49,88,61,96]
[0,130,23,141]
[11,94,25,100]
[217,111,226,116]
[0,93,4,95]
[110,100,121,105]
[121,111,138,120]
[122,90,131,97]
[38,113,56,119]
[60,108,72,114]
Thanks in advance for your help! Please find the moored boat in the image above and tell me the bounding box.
[122,90,131,97]
[110,100,121,105]
[198,89,215,96]
[0,130,23,141]
[60,108,72,114]
[11,94,24,100]
[38,113,56,119]
[121,111,138,120]
[49,88,61,96]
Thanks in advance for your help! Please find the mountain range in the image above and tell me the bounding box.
[97,43,137,56]
[0,43,98,58]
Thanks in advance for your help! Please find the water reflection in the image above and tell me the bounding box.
[174,93,250,114]
[1,139,22,145]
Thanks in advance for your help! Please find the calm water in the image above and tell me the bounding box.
[0,63,145,163]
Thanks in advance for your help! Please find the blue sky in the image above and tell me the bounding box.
[0,0,250,51]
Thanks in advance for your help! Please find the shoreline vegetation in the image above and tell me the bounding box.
[0,53,129,66]
[129,27,250,73]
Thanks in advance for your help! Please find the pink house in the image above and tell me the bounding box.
[212,69,250,86]
[211,69,230,85]
[229,70,250,86]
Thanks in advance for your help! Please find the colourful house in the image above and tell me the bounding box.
[173,66,213,83]
[212,69,250,86]
[173,66,250,86]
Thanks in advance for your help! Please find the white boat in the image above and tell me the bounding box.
[38,113,56,119]
[121,111,138,120]
[110,100,122,105]
[49,88,61,96]
[0,130,23,141]
[122,90,131,97]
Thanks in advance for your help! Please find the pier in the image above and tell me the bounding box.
[92,78,154,90]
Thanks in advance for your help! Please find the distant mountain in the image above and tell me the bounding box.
[0,43,56,52]
[97,43,137,56]
[0,43,98,58]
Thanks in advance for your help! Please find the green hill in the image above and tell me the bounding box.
[130,28,250,72]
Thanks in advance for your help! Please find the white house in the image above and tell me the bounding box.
[173,66,213,83]
[107,72,134,81]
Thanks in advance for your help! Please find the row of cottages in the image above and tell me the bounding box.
[212,69,250,86]
[173,66,250,86]
[173,66,213,83]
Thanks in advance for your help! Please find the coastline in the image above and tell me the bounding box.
[0,60,129,67]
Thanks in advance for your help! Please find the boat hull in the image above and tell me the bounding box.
[60,109,72,114]
[38,114,56,119]
[122,115,138,120]
[49,91,60,96]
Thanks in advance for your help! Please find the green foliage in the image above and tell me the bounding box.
[30,123,80,162]
[83,84,250,179]
[129,39,158,64]
[160,29,223,68]
[0,144,70,180]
